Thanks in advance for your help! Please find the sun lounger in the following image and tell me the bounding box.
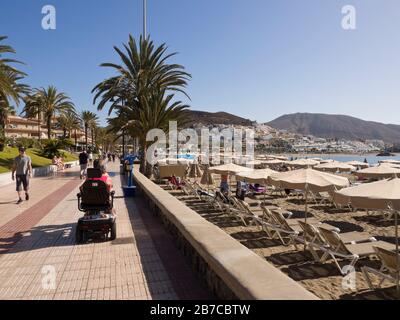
[181,180,202,201]
[318,227,395,275]
[267,209,304,247]
[297,221,375,261]
[362,246,400,290]
[269,185,285,196]
[235,199,265,227]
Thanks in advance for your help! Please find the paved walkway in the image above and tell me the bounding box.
[0,163,210,300]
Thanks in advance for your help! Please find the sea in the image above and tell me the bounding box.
[287,154,400,165]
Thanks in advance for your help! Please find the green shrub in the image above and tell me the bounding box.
[40,139,66,159]
[16,137,36,149]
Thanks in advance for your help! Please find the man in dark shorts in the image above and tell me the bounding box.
[12,147,33,204]
[79,149,89,179]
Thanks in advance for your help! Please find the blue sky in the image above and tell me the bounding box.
[1,0,400,125]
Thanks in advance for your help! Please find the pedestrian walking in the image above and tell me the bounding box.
[79,149,89,179]
[11,147,33,204]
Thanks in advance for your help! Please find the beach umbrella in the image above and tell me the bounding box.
[178,158,193,165]
[269,168,350,223]
[246,160,264,169]
[157,157,180,165]
[262,159,286,166]
[319,159,335,164]
[209,163,253,175]
[346,161,369,169]
[314,161,356,173]
[235,168,277,184]
[380,160,400,165]
[209,164,253,205]
[266,155,288,161]
[334,178,400,295]
[286,158,320,168]
[380,162,400,169]
[188,162,203,179]
[236,168,277,203]
[355,165,400,180]
[200,165,214,186]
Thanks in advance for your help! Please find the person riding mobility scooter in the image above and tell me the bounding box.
[76,168,116,243]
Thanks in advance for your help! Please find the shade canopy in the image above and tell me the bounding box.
[346,161,369,169]
[380,162,400,169]
[188,163,203,178]
[333,178,400,211]
[380,160,400,165]
[235,168,277,184]
[319,159,335,164]
[200,165,214,185]
[157,158,192,165]
[262,159,286,165]
[209,163,253,175]
[269,168,350,192]
[355,165,400,179]
[314,161,356,173]
[286,159,320,168]
[246,160,264,167]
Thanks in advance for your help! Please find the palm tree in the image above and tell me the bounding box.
[23,86,75,139]
[92,35,191,174]
[80,110,98,149]
[0,37,28,142]
[90,117,99,147]
[108,90,189,174]
[0,36,27,105]
[57,112,80,139]
[1,74,29,128]
[95,127,117,153]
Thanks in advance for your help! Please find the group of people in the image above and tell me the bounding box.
[10,147,115,205]
[78,150,113,190]
[52,156,65,171]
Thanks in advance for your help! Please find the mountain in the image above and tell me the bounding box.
[184,110,255,127]
[267,113,400,143]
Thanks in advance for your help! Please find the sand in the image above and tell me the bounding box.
[161,178,399,300]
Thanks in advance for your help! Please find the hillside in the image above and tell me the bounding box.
[268,113,400,143]
[184,110,254,127]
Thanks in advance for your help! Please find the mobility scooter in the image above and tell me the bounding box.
[76,168,116,243]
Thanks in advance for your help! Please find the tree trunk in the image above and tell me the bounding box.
[47,117,52,140]
[74,129,77,149]
[85,126,88,147]
[139,146,146,174]
[37,114,41,142]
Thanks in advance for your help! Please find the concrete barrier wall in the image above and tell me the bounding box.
[133,168,318,300]
[0,160,79,187]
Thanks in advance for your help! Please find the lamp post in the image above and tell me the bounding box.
[143,0,147,39]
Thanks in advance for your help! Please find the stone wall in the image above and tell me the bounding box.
[133,168,318,300]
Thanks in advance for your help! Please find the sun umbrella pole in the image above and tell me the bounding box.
[305,184,308,224]
[395,205,399,298]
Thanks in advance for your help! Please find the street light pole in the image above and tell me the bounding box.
[143,0,147,39]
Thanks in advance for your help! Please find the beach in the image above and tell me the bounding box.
[162,173,399,300]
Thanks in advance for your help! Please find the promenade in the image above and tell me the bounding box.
[0,162,210,300]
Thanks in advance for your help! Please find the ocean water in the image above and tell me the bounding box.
[288,154,400,165]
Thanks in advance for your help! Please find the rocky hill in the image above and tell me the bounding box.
[268,113,400,143]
